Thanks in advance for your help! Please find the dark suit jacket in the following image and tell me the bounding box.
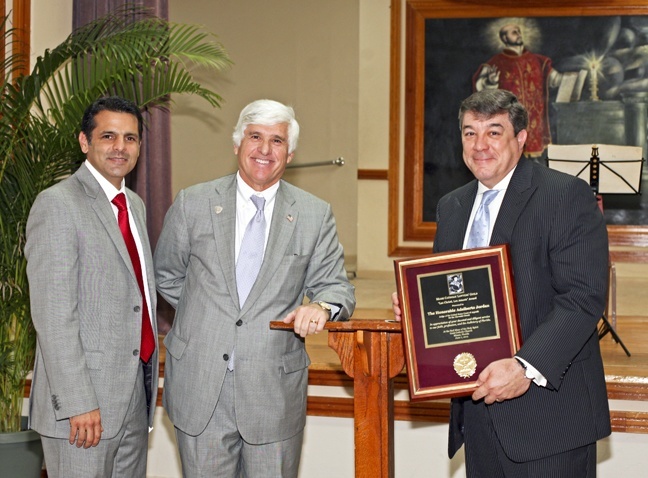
[435,158,611,462]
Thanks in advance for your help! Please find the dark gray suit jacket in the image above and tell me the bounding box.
[155,174,355,444]
[25,163,159,439]
[435,158,611,462]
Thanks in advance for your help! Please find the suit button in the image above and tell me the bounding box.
[133,350,139,356]
[236,319,243,326]
[134,306,141,312]
[223,354,229,362]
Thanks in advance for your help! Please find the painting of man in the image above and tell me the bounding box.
[473,23,563,158]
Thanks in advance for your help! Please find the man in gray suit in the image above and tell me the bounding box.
[394,89,610,476]
[25,96,158,477]
[155,99,355,477]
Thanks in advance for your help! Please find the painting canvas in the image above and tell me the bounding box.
[422,16,648,225]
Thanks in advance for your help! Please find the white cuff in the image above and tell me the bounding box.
[515,356,548,387]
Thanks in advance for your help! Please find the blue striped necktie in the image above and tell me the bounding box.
[466,189,499,249]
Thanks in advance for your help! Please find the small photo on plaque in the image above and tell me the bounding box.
[394,245,522,401]
[447,273,464,294]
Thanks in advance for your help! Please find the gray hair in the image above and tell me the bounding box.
[232,99,300,153]
[458,89,528,136]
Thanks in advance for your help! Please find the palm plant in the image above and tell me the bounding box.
[0,7,230,433]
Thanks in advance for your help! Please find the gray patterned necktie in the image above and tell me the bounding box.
[236,195,266,306]
[466,189,499,249]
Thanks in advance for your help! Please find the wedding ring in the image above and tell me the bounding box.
[310,319,318,324]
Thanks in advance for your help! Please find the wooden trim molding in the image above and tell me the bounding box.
[306,368,648,401]
[609,411,648,434]
[305,368,648,433]
[0,1,5,67]
[306,395,648,434]
[388,0,403,257]
[358,169,389,180]
[12,0,31,78]
[1,1,31,78]
[609,248,648,263]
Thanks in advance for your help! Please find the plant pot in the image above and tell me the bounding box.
[0,418,44,478]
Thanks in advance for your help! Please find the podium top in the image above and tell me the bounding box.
[270,318,402,333]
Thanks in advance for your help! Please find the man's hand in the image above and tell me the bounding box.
[69,408,103,448]
[283,304,328,337]
[471,358,531,404]
[391,292,402,322]
[483,65,500,86]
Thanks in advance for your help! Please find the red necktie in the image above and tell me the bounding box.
[112,193,156,363]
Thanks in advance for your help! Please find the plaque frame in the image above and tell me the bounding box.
[394,244,522,401]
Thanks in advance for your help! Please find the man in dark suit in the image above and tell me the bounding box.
[394,89,610,476]
[155,99,355,477]
[26,97,158,477]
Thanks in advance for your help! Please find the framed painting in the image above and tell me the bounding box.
[389,0,648,257]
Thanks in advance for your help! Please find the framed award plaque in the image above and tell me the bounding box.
[394,244,522,401]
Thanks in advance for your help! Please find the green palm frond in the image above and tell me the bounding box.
[0,5,231,433]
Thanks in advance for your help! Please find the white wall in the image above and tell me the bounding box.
[30,0,72,65]
[357,0,394,272]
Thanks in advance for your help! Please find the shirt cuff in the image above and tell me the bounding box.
[515,356,548,387]
[327,303,341,320]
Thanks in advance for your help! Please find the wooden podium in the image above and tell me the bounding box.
[271,319,404,477]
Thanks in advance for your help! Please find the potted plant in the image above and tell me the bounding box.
[0,7,230,475]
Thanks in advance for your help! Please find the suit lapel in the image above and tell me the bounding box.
[454,184,477,250]
[210,176,239,308]
[491,158,537,246]
[438,181,477,252]
[240,181,297,315]
[76,165,138,284]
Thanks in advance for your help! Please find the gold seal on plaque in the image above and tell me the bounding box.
[453,352,477,378]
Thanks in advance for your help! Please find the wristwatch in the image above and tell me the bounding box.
[312,301,332,320]
[515,357,535,381]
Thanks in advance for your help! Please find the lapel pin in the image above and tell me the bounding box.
[286,214,294,222]
[214,206,223,214]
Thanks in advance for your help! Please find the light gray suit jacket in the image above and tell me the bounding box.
[155,174,355,443]
[25,163,159,439]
